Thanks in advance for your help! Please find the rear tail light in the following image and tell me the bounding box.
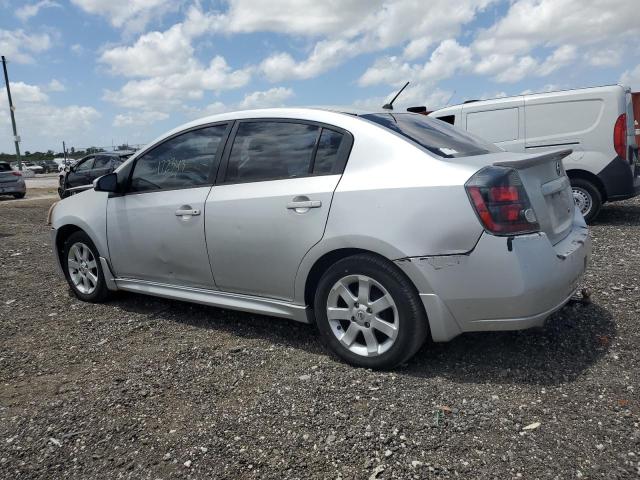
[613,113,627,161]
[465,166,539,235]
[11,171,22,177]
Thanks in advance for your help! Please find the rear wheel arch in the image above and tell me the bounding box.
[303,248,427,320]
[566,169,608,202]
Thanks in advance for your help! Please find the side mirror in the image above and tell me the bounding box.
[94,172,119,193]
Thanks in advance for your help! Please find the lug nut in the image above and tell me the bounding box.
[354,302,359,308]
[367,307,372,313]
[364,322,370,328]
[351,316,355,321]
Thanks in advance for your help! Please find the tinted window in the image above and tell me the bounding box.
[313,129,344,174]
[0,163,11,172]
[436,115,455,125]
[129,125,227,193]
[362,113,500,158]
[94,155,112,169]
[75,158,94,171]
[225,122,319,182]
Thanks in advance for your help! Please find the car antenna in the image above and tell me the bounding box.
[382,81,409,110]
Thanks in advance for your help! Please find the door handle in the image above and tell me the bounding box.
[175,207,201,217]
[286,200,322,210]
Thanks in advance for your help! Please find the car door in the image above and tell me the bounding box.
[107,123,230,289]
[205,119,353,301]
[66,156,94,188]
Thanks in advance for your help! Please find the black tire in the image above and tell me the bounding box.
[314,253,428,369]
[570,178,602,224]
[13,193,25,199]
[62,231,110,303]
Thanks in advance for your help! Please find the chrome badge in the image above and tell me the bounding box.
[555,161,562,176]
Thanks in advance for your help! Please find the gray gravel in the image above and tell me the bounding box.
[0,197,639,479]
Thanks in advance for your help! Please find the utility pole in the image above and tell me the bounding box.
[1,56,22,171]
[62,140,68,166]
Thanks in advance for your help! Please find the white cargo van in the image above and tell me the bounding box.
[429,85,639,222]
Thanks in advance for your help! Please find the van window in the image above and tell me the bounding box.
[362,113,500,158]
[466,108,519,143]
[436,115,455,125]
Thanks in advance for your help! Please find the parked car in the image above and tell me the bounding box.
[38,160,59,173]
[429,85,639,222]
[0,162,26,198]
[21,161,44,174]
[58,152,134,198]
[49,108,590,368]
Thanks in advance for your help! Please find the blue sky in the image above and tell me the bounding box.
[0,0,639,153]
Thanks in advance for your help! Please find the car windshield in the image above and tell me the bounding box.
[361,113,501,158]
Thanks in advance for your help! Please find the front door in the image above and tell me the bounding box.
[66,155,95,189]
[107,124,229,288]
[206,120,352,300]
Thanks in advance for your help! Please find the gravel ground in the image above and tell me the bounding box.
[0,197,638,479]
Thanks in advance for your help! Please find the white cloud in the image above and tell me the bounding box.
[359,40,472,87]
[238,87,294,109]
[475,46,577,83]
[0,29,52,64]
[586,48,623,68]
[113,111,169,127]
[255,0,493,82]
[46,79,65,92]
[70,0,176,33]
[16,0,61,21]
[620,64,640,91]
[0,82,99,152]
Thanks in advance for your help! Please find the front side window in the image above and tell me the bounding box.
[225,121,320,183]
[129,125,227,193]
[75,157,94,172]
[362,113,500,158]
[93,155,112,169]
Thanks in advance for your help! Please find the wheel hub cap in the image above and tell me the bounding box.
[572,187,592,216]
[67,242,98,295]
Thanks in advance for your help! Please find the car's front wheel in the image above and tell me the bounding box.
[62,231,110,302]
[314,253,428,369]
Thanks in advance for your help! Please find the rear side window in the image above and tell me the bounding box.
[225,122,318,182]
[0,163,11,172]
[362,113,500,158]
[129,124,227,193]
[313,129,345,175]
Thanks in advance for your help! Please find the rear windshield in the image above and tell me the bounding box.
[0,163,11,172]
[361,113,501,158]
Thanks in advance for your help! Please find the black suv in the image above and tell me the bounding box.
[59,151,135,198]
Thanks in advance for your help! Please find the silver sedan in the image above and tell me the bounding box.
[49,108,590,368]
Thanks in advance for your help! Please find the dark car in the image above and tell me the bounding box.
[39,160,59,173]
[59,152,134,198]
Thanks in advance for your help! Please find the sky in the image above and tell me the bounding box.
[0,0,639,153]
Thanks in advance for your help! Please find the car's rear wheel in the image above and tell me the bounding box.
[314,253,428,369]
[570,178,602,224]
[13,193,25,199]
[62,231,110,303]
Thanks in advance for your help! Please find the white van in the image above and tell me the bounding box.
[429,85,639,222]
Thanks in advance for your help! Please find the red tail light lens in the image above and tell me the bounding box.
[613,113,627,161]
[11,171,22,177]
[465,166,539,235]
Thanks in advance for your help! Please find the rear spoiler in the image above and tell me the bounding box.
[493,149,573,169]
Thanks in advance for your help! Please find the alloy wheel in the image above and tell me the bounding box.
[67,242,99,294]
[326,274,399,357]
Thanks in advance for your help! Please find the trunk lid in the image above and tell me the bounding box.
[0,167,19,185]
[494,149,575,245]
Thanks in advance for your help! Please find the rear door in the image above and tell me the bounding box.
[107,124,229,289]
[205,119,352,301]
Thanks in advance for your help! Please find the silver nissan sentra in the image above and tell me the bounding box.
[49,108,591,368]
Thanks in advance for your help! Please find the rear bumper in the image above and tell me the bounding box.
[0,180,26,195]
[398,209,591,341]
